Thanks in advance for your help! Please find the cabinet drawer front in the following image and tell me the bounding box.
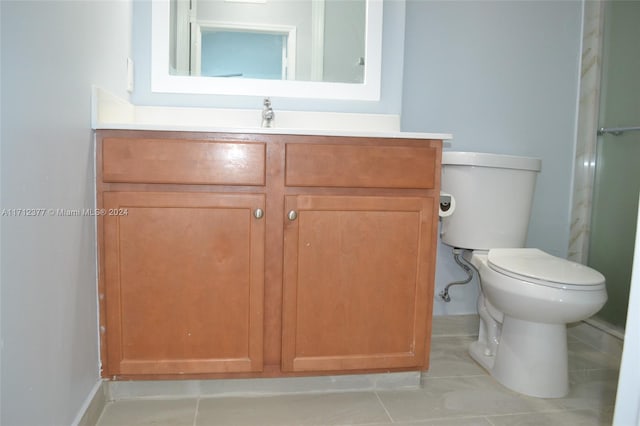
[103,138,266,185]
[285,143,437,188]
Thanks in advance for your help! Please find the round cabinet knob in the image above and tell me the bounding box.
[254,208,264,219]
[287,210,298,221]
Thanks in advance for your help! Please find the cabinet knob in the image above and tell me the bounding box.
[287,210,298,221]
[254,208,264,219]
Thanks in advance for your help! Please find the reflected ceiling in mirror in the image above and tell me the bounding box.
[152,0,383,100]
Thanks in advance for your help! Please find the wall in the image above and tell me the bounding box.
[0,1,131,424]
[131,0,406,114]
[613,197,640,426]
[401,0,583,315]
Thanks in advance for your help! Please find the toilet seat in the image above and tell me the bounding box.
[487,248,605,291]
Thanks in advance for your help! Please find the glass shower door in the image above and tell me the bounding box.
[588,0,640,329]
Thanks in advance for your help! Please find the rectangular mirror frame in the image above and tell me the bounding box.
[151,0,383,100]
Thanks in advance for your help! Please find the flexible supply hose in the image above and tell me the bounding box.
[439,248,474,302]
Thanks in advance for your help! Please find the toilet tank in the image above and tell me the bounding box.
[440,152,541,250]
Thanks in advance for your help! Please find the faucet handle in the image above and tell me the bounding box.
[263,98,271,108]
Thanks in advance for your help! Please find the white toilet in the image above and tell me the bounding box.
[440,152,607,398]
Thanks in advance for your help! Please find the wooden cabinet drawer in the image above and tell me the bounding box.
[285,143,437,189]
[102,138,266,185]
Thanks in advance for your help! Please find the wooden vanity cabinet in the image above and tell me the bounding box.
[96,130,441,380]
[98,134,267,377]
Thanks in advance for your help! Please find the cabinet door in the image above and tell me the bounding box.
[282,195,435,372]
[102,192,265,376]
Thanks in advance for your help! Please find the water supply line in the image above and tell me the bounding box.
[439,248,475,302]
[438,249,499,355]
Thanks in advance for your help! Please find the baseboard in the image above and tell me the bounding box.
[71,380,107,426]
[106,372,420,401]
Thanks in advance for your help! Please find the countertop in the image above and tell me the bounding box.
[92,87,453,141]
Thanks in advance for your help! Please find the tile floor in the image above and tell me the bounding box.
[96,316,621,426]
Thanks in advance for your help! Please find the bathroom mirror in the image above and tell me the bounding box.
[151,0,383,100]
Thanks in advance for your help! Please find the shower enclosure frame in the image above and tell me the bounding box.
[570,0,639,335]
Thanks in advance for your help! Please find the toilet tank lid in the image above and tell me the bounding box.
[442,152,541,172]
[488,248,605,286]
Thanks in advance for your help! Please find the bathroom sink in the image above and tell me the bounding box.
[92,87,452,140]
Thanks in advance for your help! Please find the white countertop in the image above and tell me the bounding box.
[92,87,453,141]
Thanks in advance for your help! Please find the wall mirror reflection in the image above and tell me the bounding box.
[170,0,366,83]
[152,0,383,99]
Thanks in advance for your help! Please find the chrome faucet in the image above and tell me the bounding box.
[261,98,275,128]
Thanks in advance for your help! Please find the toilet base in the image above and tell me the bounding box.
[470,316,569,398]
[469,340,496,371]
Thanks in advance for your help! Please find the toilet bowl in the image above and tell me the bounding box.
[440,152,607,398]
[467,249,606,398]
